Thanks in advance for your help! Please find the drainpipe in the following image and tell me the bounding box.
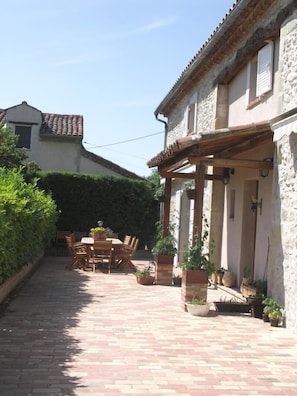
[155,113,168,148]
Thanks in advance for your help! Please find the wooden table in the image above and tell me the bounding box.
[81,237,123,268]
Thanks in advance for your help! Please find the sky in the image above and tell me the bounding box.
[1,0,235,178]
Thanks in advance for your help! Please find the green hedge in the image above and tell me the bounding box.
[0,168,58,284]
[37,172,159,249]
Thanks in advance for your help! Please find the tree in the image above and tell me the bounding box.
[0,124,27,168]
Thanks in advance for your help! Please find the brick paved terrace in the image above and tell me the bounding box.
[0,255,297,395]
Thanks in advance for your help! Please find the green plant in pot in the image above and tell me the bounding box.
[242,265,252,285]
[134,270,155,285]
[185,296,210,316]
[263,297,283,326]
[152,222,177,264]
[180,218,215,309]
[180,219,215,276]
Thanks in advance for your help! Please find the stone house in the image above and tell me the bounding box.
[0,101,141,179]
[147,0,297,330]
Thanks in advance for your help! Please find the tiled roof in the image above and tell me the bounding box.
[147,121,272,169]
[81,147,143,179]
[41,113,83,137]
[155,0,277,116]
[0,109,6,124]
[0,106,83,138]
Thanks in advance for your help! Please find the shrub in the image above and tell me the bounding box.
[0,168,58,284]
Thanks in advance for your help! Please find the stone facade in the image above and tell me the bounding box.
[151,0,297,331]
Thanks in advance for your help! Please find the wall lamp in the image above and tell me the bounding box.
[251,196,262,215]
[222,168,234,185]
[259,157,273,178]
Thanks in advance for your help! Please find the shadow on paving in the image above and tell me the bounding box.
[0,256,95,395]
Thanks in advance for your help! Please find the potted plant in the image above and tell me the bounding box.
[152,222,177,285]
[185,296,210,316]
[183,180,195,200]
[247,293,264,319]
[180,218,215,310]
[263,297,283,326]
[216,267,225,285]
[90,220,113,240]
[242,265,252,285]
[214,297,251,313]
[134,270,155,285]
[222,269,235,287]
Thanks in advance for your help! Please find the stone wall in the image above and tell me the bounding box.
[270,10,297,331]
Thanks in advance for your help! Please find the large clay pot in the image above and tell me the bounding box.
[222,270,235,287]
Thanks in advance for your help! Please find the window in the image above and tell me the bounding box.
[15,125,32,149]
[247,42,274,106]
[187,102,196,134]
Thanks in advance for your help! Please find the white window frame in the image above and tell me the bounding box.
[256,41,274,97]
[246,41,274,106]
[184,92,198,136]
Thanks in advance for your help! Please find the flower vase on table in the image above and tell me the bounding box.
[93,233,107,240]
[90,223,108,241]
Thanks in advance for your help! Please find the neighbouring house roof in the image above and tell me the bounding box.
[81,147,143,179]
[0,109,6,124]
[41,113,83,137]
[0,103,142,179]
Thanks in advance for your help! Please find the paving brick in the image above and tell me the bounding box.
[0,256,297,395]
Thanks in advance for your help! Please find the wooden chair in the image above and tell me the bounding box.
[55,230,71,255]
[90,240,113,273]
[115,237,139,272]
[108,233,118,239]
[65,235,88,270]
[123,235,132,245]
[73,231,88,242]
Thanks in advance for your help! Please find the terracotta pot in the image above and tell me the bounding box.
[137,276,155,285]
[182,269,208,284]
[216,273,223,285]
[270,318,280,327]
[222,270,235,287]
[93,234,107,240]
[156,254,174,265]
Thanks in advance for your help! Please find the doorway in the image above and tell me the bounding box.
[240,180,258,279]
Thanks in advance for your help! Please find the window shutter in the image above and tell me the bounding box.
[187,103,195,134]
[256,42,273,97]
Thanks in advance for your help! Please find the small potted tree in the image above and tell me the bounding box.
[180,218,215,310]
[152,222,177,285]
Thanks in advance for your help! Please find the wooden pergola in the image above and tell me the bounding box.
[147,123,273,241]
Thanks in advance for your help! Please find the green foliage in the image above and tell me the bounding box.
[243,265,251,278]
[151,221,177,256]
[35,171,159,249]
[181,218,215,275]
[0,124,28,168]
[189,296,207,305]
[134,270,150,278]
[0,168,58,284]
[263,297,283,319]
[146,169,165,200]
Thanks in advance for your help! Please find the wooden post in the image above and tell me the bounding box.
[193,163,205,241]
[162,177,172,237]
